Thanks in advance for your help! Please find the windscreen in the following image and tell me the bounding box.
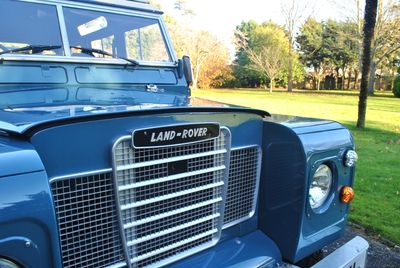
[0,0,63,56]
[63,7,172,62]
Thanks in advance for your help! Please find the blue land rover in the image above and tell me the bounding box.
[0,1,368,267]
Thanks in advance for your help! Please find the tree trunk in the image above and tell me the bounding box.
[354,69,359,90]
[192,76,198,90]
[335,68,340,89]
[317,77,321,91]
[270,79,274,93]
[341,66,346,90]
[357,0,378,129]
[390,67,396,91]
[356,0,363,90]
[288,46,293,92]
[192,64,201,90]
[347,68,352,90]
[368,61,376,94]
[312,77,316,90]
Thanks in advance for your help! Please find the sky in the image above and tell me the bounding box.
[157,0,348,54]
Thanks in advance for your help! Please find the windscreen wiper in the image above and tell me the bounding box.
[70,46,139,66]
[0,45,62,55]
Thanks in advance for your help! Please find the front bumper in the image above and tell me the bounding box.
[170,231,368,268]
[285,236,369,268]
[311,236,369,268]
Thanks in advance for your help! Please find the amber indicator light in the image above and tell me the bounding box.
[340,186,355,203]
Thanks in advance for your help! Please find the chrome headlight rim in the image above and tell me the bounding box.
[0,258,20,268]
[309,163,334,211]
[344,150,358,167]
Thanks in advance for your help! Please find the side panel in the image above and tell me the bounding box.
[0,171,62,268]
[296,128,354,260]
[0,136,44,177]
[259,121,355,263]
[259,121,307,262]
[0,137,62,267]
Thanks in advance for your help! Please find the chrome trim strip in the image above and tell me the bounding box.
[118,165,226,190]
[130,229,218,263]
[49,168,112,183]
[123,197,223,229]
[126,213,220,246]
[0,54,177,67]
[111,136,134,268]
[106,262,127,268]
[56,4,71,57]
[116,149,227,171]
[16,0,161,19]
[120,181,225,211]
[111,126,231,268]
[222,145,262,229]
[159,17,178,61]
[231,144,261,151]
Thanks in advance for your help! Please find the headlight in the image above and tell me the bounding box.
[309,164,333,209]
[0,258,19,268]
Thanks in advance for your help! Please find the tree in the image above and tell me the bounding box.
[159,0,230,89]
[233,21,263,87]
[182,29,228,89]
[196,35,231,88]
[297,18,361,90]
[168,23,230,89]
[321,20,358,89]
[368,0,400,93]
[357,0,378,128]
[281,0,313,92]
[393,66,400,97]
[236,22,290,92]
[297,18,325,90]
[174,0,195,16]
[337,0,400,93]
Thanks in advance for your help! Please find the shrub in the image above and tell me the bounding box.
[394,75,400,98]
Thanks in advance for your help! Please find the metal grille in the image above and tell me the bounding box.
[223,146,261,228]
[51,172,126,268]
[112,128,230,268]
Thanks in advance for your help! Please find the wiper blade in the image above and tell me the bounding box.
[71,46,139,66]
[0,45,62,55]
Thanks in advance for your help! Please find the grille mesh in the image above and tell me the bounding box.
[113,129,230,268]
[223,146,261,227]
[51,172,126,268]
[50,127,262,268]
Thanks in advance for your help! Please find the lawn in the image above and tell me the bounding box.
[193,88,400,244]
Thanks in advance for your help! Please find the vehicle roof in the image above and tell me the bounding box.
[61,0,162,14]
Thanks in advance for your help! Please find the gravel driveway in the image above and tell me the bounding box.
[322,224,400,268]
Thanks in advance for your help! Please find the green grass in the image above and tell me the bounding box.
[193,88,400,244]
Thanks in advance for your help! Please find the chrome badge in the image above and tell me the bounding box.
[132,123,220,148]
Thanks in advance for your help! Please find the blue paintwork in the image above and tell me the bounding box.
[0,137,43,178]
[0,137,62,267]
[170,231,281,268]
[259,120,354,262]
[0,171,62,267]
[0,0,357,267]
[30,112,263,178]
[0,65,67,84]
